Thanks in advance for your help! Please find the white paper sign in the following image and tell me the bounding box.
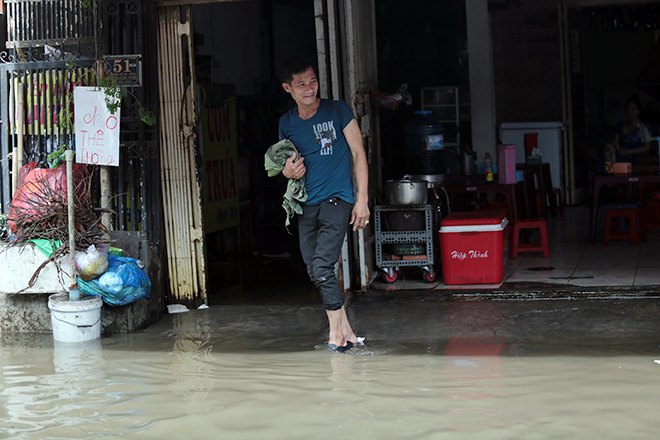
[74,86,121,166]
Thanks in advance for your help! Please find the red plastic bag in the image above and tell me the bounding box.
[8,162,90,232]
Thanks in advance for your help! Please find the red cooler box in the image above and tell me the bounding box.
[439,211,509,285]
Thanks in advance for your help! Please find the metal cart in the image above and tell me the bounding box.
[374,204,437,283]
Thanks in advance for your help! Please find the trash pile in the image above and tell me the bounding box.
[1,161,110,287]
[6,161,104,246]
[1,161,151,305]
[76,244,151,306]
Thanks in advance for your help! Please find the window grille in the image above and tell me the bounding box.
[5,0,99,49]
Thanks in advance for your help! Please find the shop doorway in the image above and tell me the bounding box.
[178,1,318,305]
[173,0,467,300]
[157,0,380,305]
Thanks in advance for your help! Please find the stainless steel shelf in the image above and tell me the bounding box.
[374,205,436,275]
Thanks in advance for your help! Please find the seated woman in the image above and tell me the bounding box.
[611,94,653,163]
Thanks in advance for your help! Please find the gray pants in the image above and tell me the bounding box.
[298,197,353,310]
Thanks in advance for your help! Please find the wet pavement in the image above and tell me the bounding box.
[156,295,660,346]
[202,203,660,346]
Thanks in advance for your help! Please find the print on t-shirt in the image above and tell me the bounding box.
[313,120,336,156]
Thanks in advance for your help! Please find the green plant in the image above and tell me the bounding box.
[65,60,156,127]
[46,146,70,169]
[139,106,157,127]
[99,76,122,115]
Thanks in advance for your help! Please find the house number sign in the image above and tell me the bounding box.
[104,55,142,86]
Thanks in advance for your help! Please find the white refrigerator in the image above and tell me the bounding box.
[499,121,564,195]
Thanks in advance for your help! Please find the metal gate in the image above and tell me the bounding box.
[156,5,207,306]
[0,0,161,241]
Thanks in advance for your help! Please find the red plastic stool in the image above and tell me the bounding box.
[511,219,550,259]
[603,208,646,245]
[552,188,564,216]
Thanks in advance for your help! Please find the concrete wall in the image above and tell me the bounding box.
[490,0,564,129]
[101,232,166,335]
[467,0,498,156]
[0,243,72,294]
[192,2,265,96]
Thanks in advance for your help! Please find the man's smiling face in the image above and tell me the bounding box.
[283,67,319,107]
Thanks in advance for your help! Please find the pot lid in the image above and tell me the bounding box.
[410,173,444,182]
[401,174,428,182]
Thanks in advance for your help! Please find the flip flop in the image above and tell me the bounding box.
[345,337,366,349]
[327,343,348,353]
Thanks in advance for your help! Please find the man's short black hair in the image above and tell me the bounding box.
[279,59,316,85]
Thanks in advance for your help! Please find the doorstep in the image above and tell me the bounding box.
[364,279,660,301]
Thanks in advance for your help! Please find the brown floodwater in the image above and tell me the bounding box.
[1,324,660,439]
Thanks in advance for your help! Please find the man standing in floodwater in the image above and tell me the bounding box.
[278,59,370,353]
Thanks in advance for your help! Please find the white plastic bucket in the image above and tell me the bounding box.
[48,293,103,342]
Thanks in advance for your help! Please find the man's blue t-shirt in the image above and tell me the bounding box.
[278,99,356,205]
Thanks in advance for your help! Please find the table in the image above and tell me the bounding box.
[442,176,529,221]
[517,163,554,219]
[589,172,660,243]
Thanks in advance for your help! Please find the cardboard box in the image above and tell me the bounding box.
[613,162,632,175]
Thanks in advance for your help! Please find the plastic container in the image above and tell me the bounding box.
[498,144,517,184]
[439,210,509,285]
[48,293,103,342]
[370,90,401,110]
[403,110,445,175]
[484,152,494,183]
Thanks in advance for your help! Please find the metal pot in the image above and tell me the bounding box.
[385,175,428,205]
[411,173,445,188]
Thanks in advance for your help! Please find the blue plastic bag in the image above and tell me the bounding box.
[78,254,151,306]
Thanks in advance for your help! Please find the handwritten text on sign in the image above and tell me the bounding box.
[74,86,121,166]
